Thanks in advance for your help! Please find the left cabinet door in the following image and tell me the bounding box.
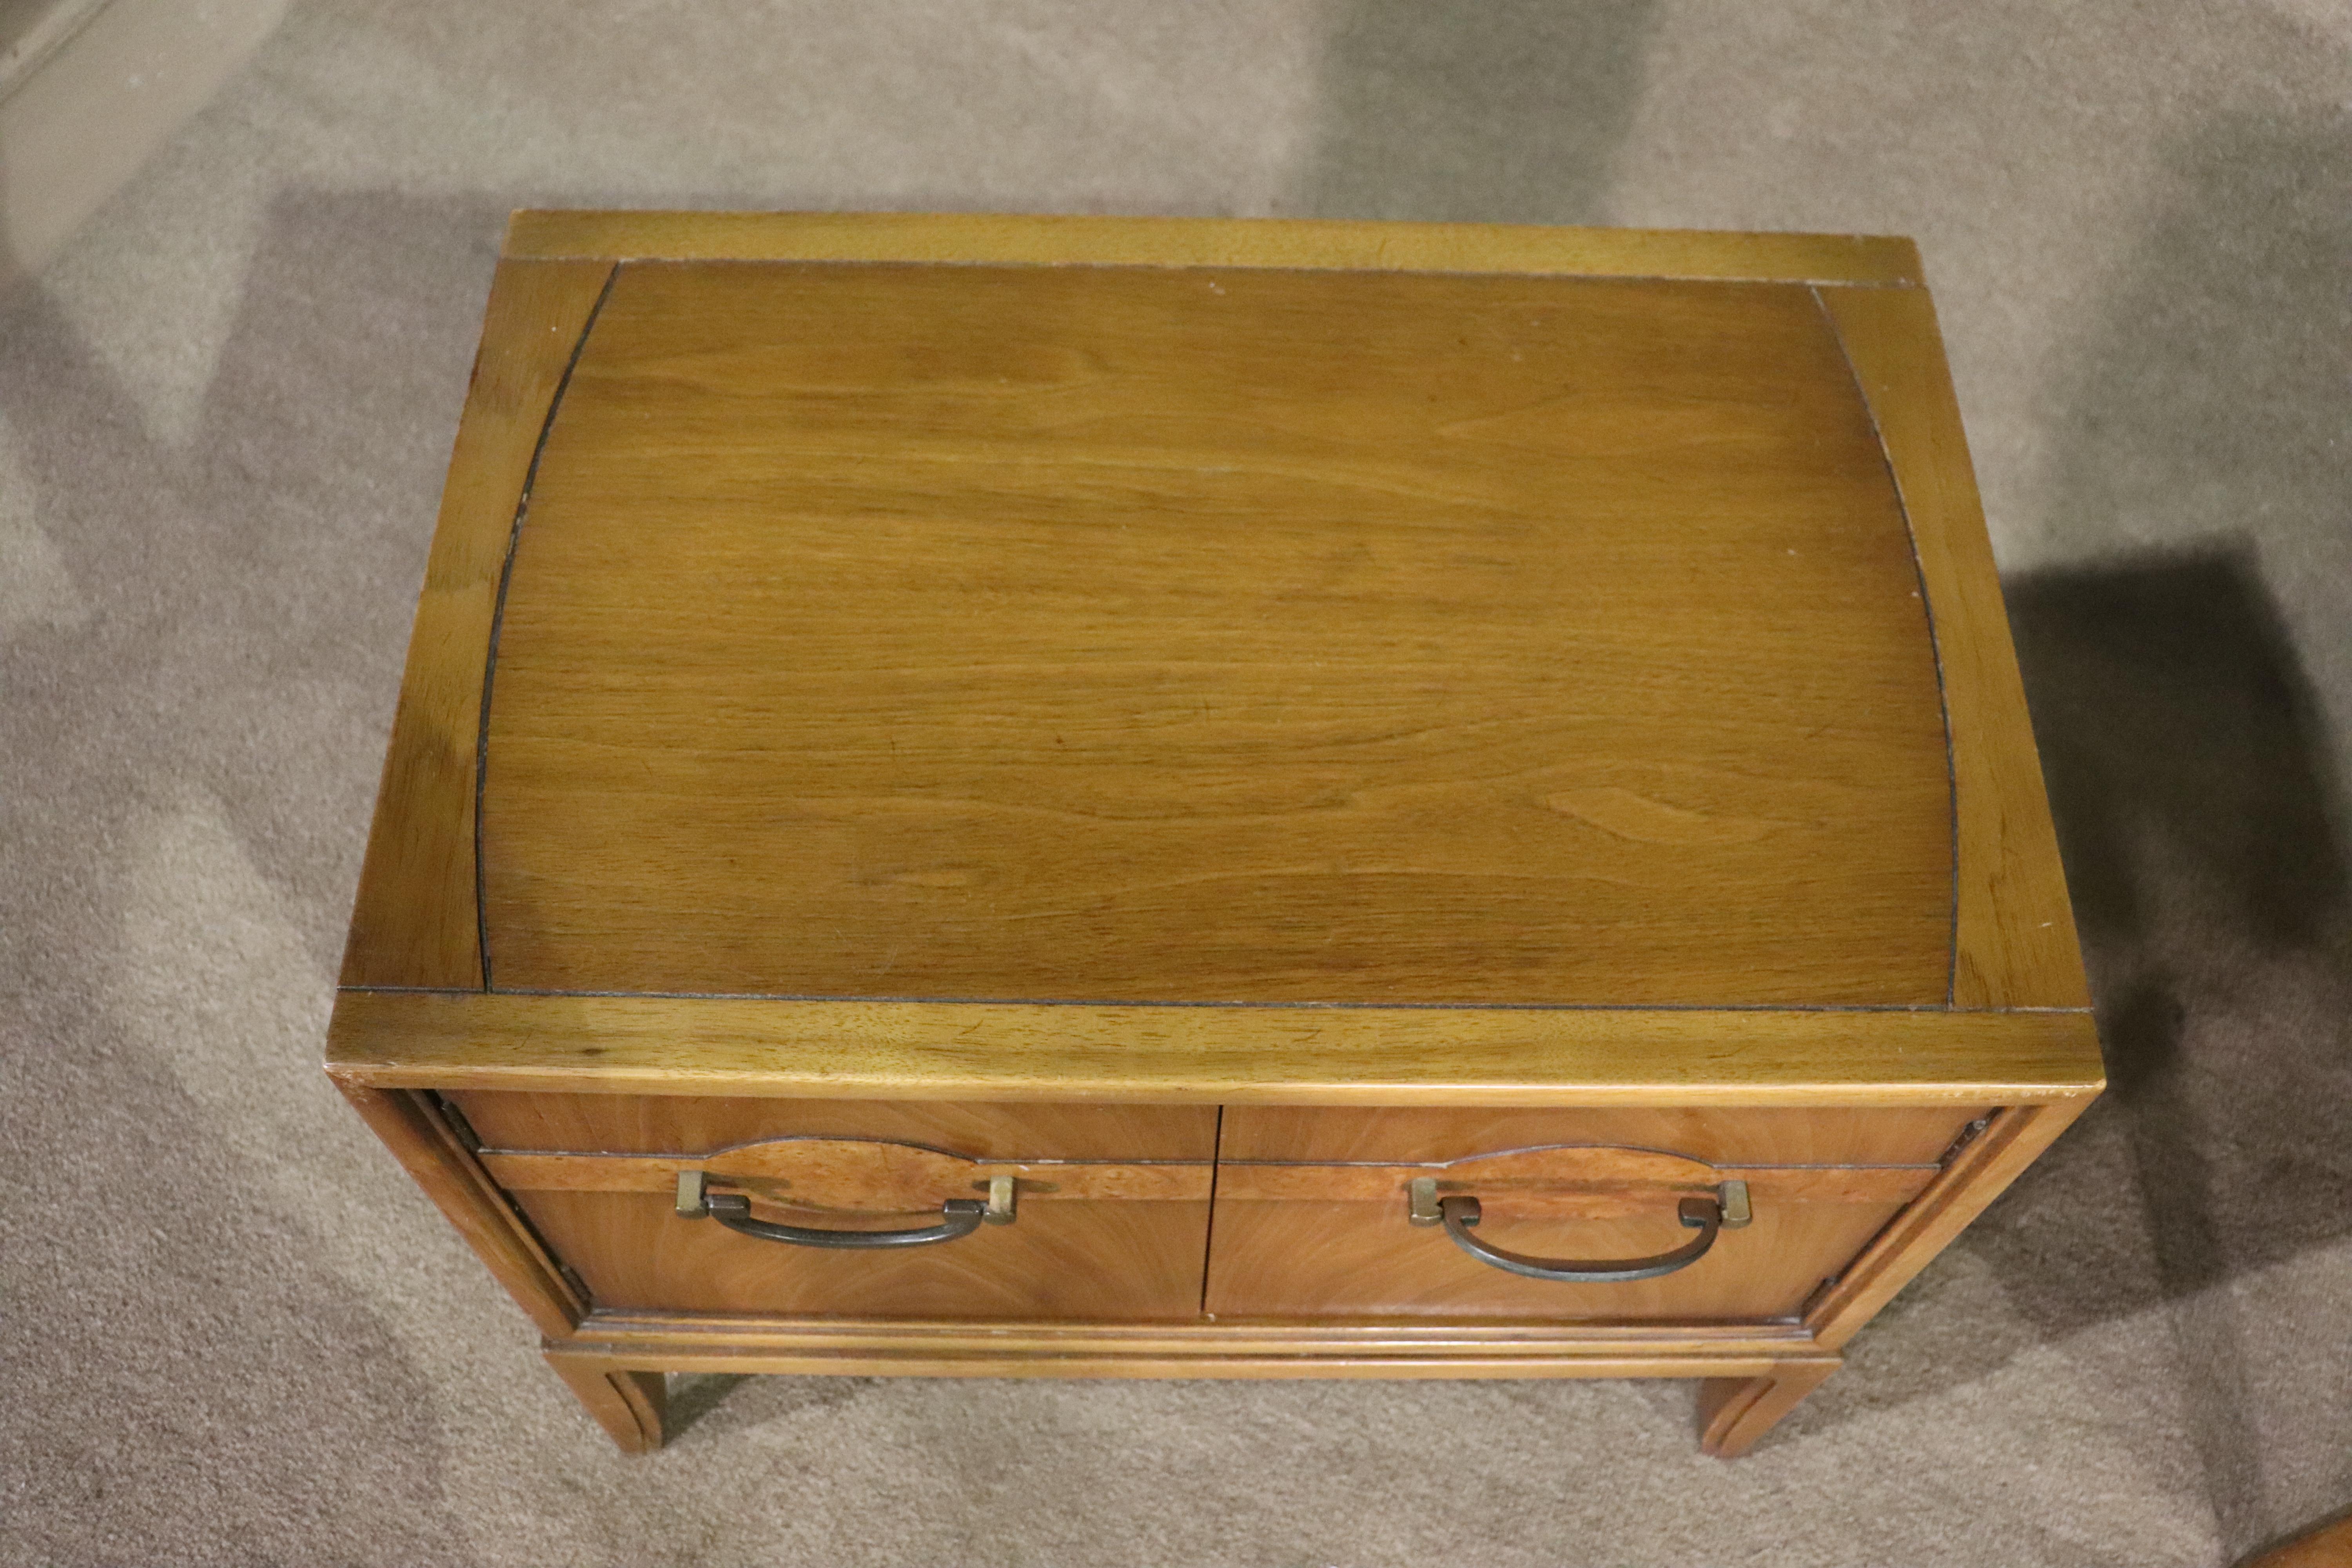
[450,1093,1218,1323]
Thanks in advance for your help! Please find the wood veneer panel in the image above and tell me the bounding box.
[447,1091,1216,1160]
[327,991,2109,1105]
[339,257,614,989]
[1817,284,2091,1009]
[521,1191,1209,1322]
[481,262,1949,1004]
[558,1348,1828,1382]
[554,1336,1830,1384]
[1213,1163,1933,1210]
[486,1151,1210,1205]
[1218,1105,1980,1165]
[560,1312,1831,1383]
[1204,1197,1896,1321]
[485,1142,1900,1209]
[573,1312,1817,1358]
[503,209,1923,285]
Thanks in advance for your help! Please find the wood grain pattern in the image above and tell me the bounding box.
[1219,1105,1981,1164]
[560,1309,1831,1382]
[503,209,1923,285]
[1205,1194,1902,1321]
[484,1145,1212,1206]
[553,1341,1830,1384]
[519,1190,1209,1321]
[340,258,613,989]
[575,1310,1815,1353]
[482,261,1950,1005]
[445,1091,1215,1160]
[328,990,2106,1105]
[333,219,2098,1463]
[486,1142,1909,1209]
[1817,283,2091,1009]
[1214,1160,1933,1211]
[335,1084,585,1337]
[1804,1099,2093,1350]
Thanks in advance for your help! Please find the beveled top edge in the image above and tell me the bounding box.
[501,210,1924,287]
[326,991,2108,1106]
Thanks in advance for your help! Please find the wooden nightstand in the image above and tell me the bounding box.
[327,211,2102,1457]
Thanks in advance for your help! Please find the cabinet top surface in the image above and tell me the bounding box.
[336,215,2097,1094]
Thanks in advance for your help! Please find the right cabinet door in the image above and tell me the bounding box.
[1205,1106,1986,1321]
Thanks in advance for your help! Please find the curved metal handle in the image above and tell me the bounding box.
[706,1192,987,1248]
[1407,1177,1746,1284]
[675,1169,1013,1249]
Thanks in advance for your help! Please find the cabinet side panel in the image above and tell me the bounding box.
[1803,1099,2092,1349]
[336,1082,587,1337]
[339,257,616,989]
[1817,284,2091,1009]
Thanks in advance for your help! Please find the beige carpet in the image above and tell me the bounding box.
[4,3,2350,1564]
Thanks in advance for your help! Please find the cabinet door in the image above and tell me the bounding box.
[1206,1106,1980,1321]
[460,1093,1215,1323]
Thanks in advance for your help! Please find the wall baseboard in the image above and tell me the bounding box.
[0,0,288,289]
[0,0,111,100]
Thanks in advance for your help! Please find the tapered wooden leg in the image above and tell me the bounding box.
[545,1352,667,1454]
[1698,1359,1839,1458]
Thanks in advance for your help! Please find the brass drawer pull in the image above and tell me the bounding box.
[1406,1176,1749,1284]
[675,1170,1016,1249]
